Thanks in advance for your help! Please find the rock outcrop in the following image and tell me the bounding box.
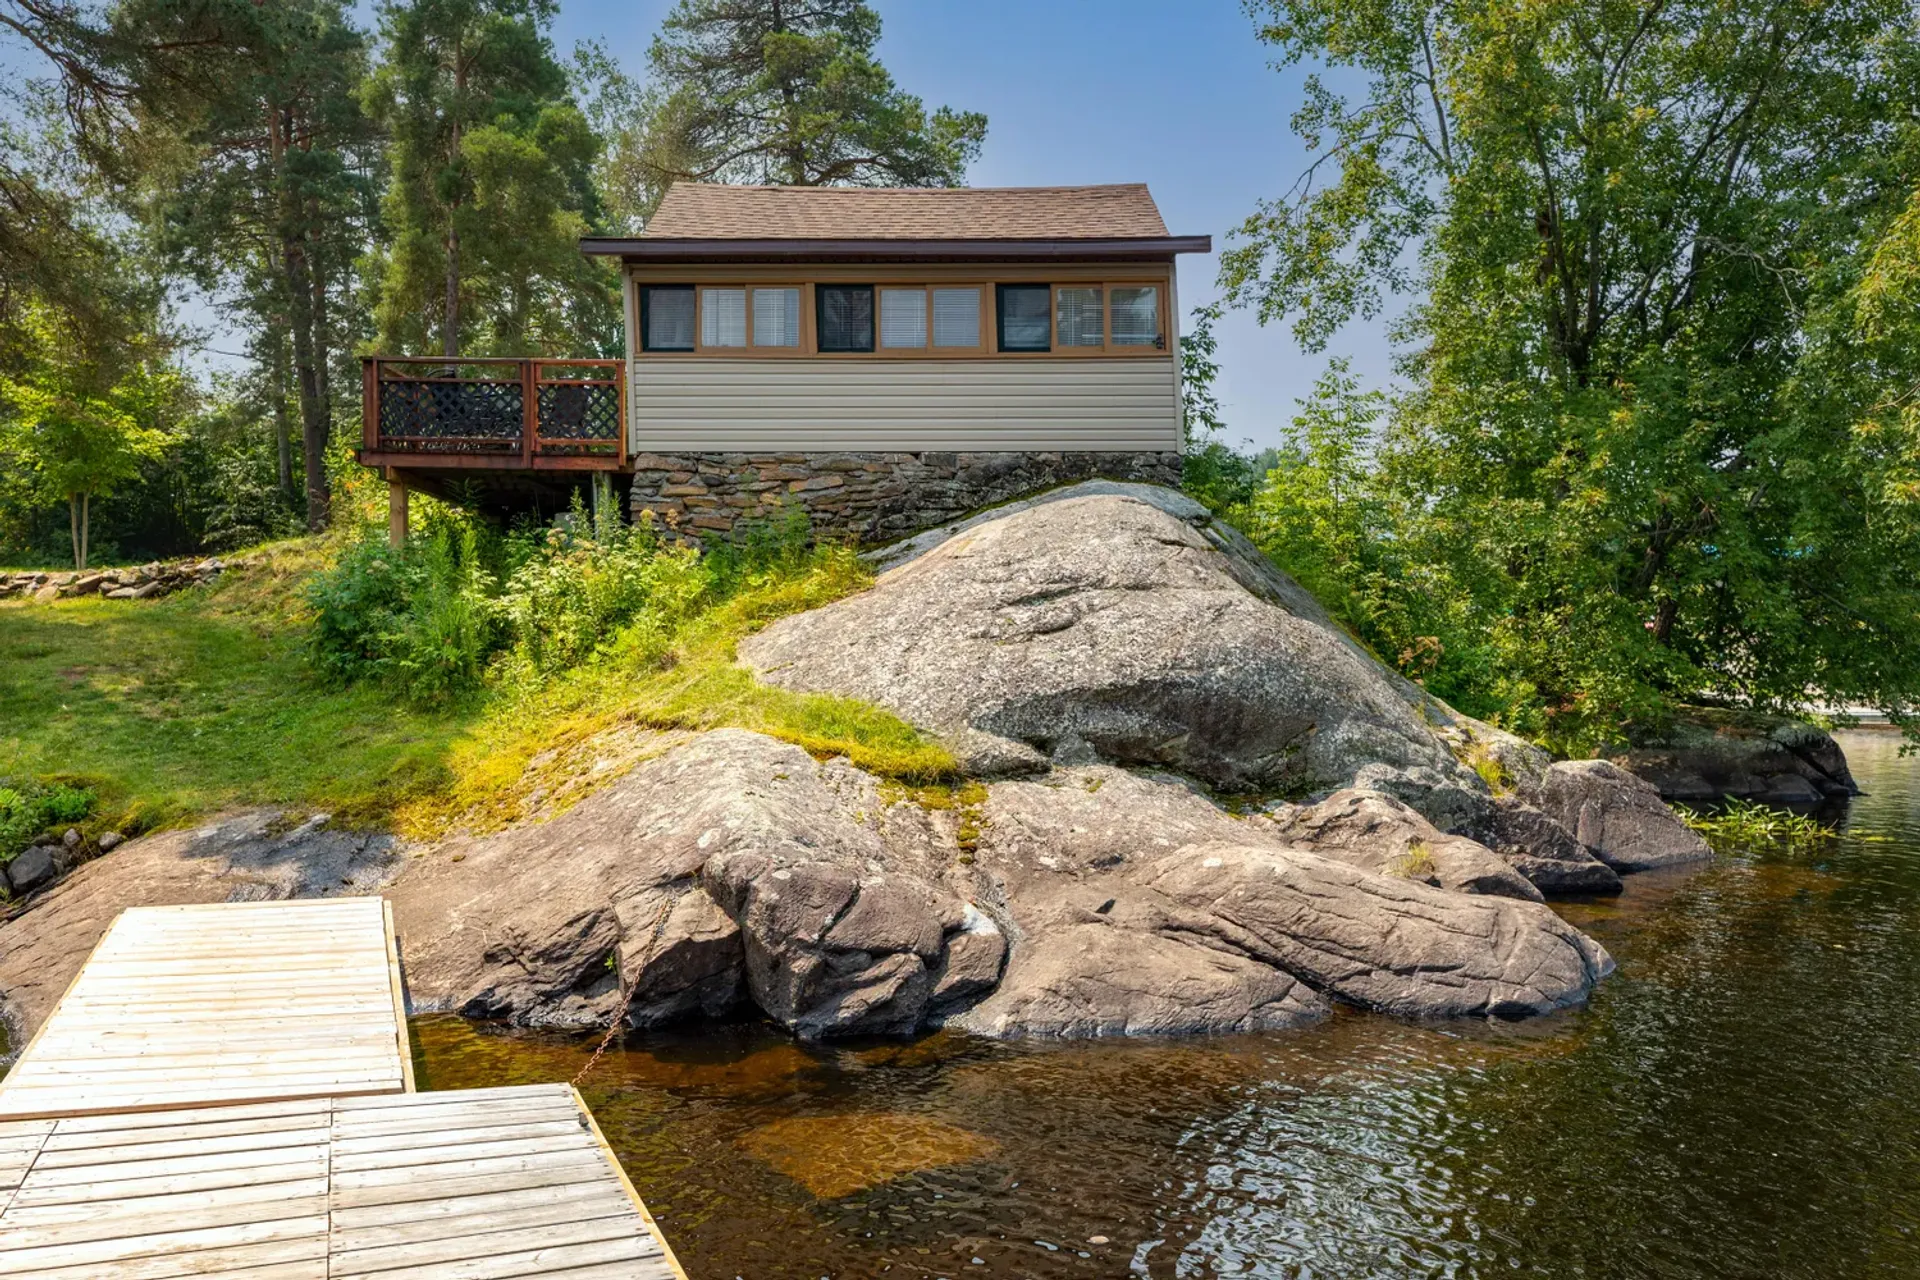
[742,490,1488,796]
[3,485,1727,1049]
[1259,788,1543,901]
[1603,705,1859,803]
[1524,760,1711,871]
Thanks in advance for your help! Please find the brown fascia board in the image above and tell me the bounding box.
[577,235,1213,262]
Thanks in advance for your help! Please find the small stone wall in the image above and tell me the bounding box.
[628,450,1184,544]
[0,557,246,603]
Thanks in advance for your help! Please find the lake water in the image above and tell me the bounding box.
[412,730,1920,1278]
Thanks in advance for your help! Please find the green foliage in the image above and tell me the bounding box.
[362,0,619,358]
[1679,799,1837,851]
[619,0,986,220]
[0,778,95,863]
[0,304,177,569]
[306,496,832,707]
[1221,0,1920,750]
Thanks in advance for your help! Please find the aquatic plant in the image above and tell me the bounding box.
[1678,798,1836,849]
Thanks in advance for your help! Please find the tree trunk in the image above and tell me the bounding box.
[271,327,294,499]
[443,53,465,359]
[80,492,89,573]
[273,103,329,531]
[68,494,81,571]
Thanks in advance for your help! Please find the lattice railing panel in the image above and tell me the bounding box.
[377,379,523,452]
[536,381,622,454]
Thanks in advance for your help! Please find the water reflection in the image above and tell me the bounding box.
[414,731,1920,1278]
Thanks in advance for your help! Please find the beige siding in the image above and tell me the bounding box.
[629,358,1181,452]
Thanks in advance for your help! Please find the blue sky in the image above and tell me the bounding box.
[550,0,1395,450]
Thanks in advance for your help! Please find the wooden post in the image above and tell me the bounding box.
[387,469,408,548]
[521,359,538,467]
[362,358,380,453]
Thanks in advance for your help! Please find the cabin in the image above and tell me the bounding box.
[359,182,1210,543]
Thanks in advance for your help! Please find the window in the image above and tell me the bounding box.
[700,287,746,348]
[997,284,1050,352]
[880,288,928,349]
[817,285,874,352]
[932,288,981,348]
[753,287,801,348]
[1110,285,1162,347]
[1056,286,1103,348]
[641,285,695,352]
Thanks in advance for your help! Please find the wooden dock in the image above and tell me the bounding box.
[0,897,689,1279]
[0,899,412,1121]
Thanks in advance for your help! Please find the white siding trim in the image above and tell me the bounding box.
[628,358,1181,452]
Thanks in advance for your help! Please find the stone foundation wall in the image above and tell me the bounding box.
[628,450,1184,544]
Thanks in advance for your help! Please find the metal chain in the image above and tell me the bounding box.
[571,885,683,1087]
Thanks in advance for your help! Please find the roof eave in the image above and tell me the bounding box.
[578,235,1212,261]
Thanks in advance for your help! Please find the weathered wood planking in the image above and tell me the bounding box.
[0,1084,689,1279]
[0,898,413,1121]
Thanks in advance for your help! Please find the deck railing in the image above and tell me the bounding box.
[360,356,626,469]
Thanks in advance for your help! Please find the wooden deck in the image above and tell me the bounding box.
[0,899,412,1121]
[0,1085,685,1278]
[0,898,690,1279]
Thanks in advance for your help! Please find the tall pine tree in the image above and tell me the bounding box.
[363,0,615,359]
[620,0,987,222]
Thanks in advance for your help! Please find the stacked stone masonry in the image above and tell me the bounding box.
[629,450,1185,544]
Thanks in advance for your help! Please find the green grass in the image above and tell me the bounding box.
[0,536,952,841]
[0,543,475,834]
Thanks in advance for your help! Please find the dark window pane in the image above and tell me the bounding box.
[643,286,695,351]
[817,285,874,352]
[998,284,1050,351]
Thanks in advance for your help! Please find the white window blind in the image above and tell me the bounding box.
[1056,286,1103,347]
[752,287,800,347]
[879,288,928,349]
[700,287,746,348]
[931,288,980,347]
[1110,286,1161,347]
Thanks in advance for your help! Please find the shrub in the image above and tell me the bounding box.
[306,521,499,704]
[0,778,96,862]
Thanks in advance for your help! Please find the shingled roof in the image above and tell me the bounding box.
[641,182,1171,241]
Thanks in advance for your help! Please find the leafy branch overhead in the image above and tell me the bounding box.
[1215,0,1920,748]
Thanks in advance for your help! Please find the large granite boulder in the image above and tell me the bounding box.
[741,492,1487,796]
[1523,760,1711,872]
[390,729,979,1037]
[1474,798,1624,895]
[394,731,1612,1040]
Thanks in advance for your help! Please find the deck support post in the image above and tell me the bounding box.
[387,469,409,548]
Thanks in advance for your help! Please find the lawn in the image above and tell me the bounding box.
[0,547,475,834]
[0,537,950,844]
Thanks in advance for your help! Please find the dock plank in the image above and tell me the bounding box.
[0,898,410,1121]
[0,1088,688,1280]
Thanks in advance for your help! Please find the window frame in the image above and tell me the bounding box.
[814,283,877,354]
[747,284,806,352]
[995,283,1053,354]
[638,283,697,353]
[628,270,1169,360]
